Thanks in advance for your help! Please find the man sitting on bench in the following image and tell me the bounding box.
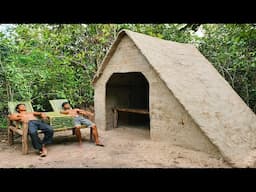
[60,102,104,147]
[8,104,54,157]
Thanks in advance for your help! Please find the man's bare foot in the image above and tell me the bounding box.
[95,143,104,147]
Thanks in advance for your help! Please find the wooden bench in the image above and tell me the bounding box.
[7,100,93,155]
[113,108,149,128]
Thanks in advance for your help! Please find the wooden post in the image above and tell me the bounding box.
[72,128,75,135]
[113,109,118,128]
[90,127,93,142]
[22,122,29,155]
[7,120,14,145]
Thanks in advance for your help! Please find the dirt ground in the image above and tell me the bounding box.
[0,127,230,168]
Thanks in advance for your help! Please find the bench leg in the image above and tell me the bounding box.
[90,127,93,142]
[72,128,75,135]
[22,123,29,155]
[22,134,29,155]
[8,128,14,145]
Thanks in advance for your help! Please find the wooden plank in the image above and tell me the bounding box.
[9,126,23,135]
[116,108,149,114]
[52,125,87,132]
[49,99,68,112]
[52,127,74,132]
[8,101,34,114]
[16,129,23,135]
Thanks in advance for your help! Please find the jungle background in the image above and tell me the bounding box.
[1,24,256,128]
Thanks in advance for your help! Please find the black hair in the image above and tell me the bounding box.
[15,103,25,113]
[62,102,70,108]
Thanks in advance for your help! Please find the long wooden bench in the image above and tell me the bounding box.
[113,107,149,128]
[8,100,93,155]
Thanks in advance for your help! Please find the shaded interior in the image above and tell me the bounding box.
[106,72,150,129]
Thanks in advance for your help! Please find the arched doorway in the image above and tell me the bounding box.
[106,72,150,130]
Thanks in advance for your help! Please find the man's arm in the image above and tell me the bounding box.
[8,114,22,121]
[33,112,48,120]
[78,109,94,117]
[60,110,69,114]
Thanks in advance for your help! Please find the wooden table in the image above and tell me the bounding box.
[45,112,74,132]
[113,108,149,128]
[44,112,93,140]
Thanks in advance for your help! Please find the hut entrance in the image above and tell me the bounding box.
[106,72,149,130]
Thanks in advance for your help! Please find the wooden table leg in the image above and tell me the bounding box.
[113,109,118,128]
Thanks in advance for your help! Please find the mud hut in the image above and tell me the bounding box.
[92,29,256,167]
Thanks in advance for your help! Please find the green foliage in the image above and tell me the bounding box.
[0,23,255,128]
[199,24,256,112]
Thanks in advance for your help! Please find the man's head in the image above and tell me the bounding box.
[62,102,71,110]
[15,103,26,113]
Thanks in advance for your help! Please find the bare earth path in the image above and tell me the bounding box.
[0,127,230,168]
